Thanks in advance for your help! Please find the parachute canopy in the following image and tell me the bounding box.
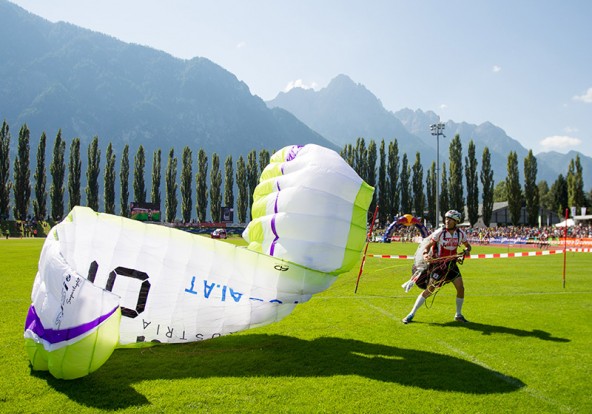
[243,144,374,274]
[24,144,374,379]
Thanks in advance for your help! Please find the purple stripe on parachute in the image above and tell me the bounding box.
[269,180,281,256]
[269,145,302,257]
[285,145,303,161]
[25,305,119,345]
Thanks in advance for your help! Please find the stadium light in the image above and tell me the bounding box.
[430,122,446,227]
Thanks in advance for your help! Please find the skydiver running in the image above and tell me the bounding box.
[401,210,472,324]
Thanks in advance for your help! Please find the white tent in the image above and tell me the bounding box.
[574,214,592,225]
[554,218,575,227]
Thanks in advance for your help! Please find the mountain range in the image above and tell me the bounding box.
[268,74,591,188]
[1,0,590,193]
[0,0,336,163]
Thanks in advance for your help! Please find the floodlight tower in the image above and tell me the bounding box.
[430,122,446,228]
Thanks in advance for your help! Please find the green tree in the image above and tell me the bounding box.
[567,155,585,210]
[354,138,368,180]
[224,155,234,218]
[133,145,146,204]
[151,149,162,209]
[246,150,258,219]
[426,162,436,226]
[549,174,568,217]
[0,121,11,219]
[104,143,116,214]
[165,148,177,223]
[480,147,495,227]
[196,149,208,222]
[523,150,539,226]
[387,140,400,217]
[448,134,464,214]
[120,145,130,217]
[13,124,31,221]
[377,140,387,224]
[180,146,193,223]
[400,154,411,214]
[33,132,47,220]
[68,138,81,210]
[49,130,66,221]
[258,149,270,174]
[439,163,449,224]
[341,144,354,167]
[506,151,522,225]
[493,181,507,202]
[538,180,553,225]
[367,140,377,215]
[85,136,101,211]
[464,140,479,226]
[412,152,424,217]
[210,153,222,222]
[236,156,248,223]
[538,180,551,210]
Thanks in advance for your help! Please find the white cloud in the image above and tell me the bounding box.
[236,41,247,49]
[564,126,579,134]
[573,87,592,103]
[540,135,582,151]
[283,79,319,92]
[492,65,502,73]
[439,104,448,110]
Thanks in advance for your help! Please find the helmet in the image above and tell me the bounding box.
[445,210,462,223]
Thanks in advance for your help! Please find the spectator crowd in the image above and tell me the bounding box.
[375,222,592,245]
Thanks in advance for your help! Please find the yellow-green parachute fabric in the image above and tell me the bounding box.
[243,144,374,274]
[24,144,374,379]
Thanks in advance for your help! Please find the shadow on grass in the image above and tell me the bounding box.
[35,334,526,410]
[429,321,570,342]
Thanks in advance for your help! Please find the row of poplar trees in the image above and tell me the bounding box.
[0,120,587,227]
[0,122,269,225]
[343,137,587,227]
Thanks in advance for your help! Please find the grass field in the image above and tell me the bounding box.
[1,237,590,413]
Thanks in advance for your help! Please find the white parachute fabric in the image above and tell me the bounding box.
[34,207,337,347]
[24,207,337,379]
[25,232,121,351]
[24,144,374,379]
[243,144,373,274]
[401,237,432,292]
[413,237,433,273]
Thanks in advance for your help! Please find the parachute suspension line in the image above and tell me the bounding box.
[423,264,449,309]
[425,289,440,309]
[423,257,460,309]
[354,204,379,293]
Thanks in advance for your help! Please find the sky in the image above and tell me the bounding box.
[9,0,592,157]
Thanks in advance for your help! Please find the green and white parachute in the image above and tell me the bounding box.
[24,144,374,379]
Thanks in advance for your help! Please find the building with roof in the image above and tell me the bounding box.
[463,202,562,227]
